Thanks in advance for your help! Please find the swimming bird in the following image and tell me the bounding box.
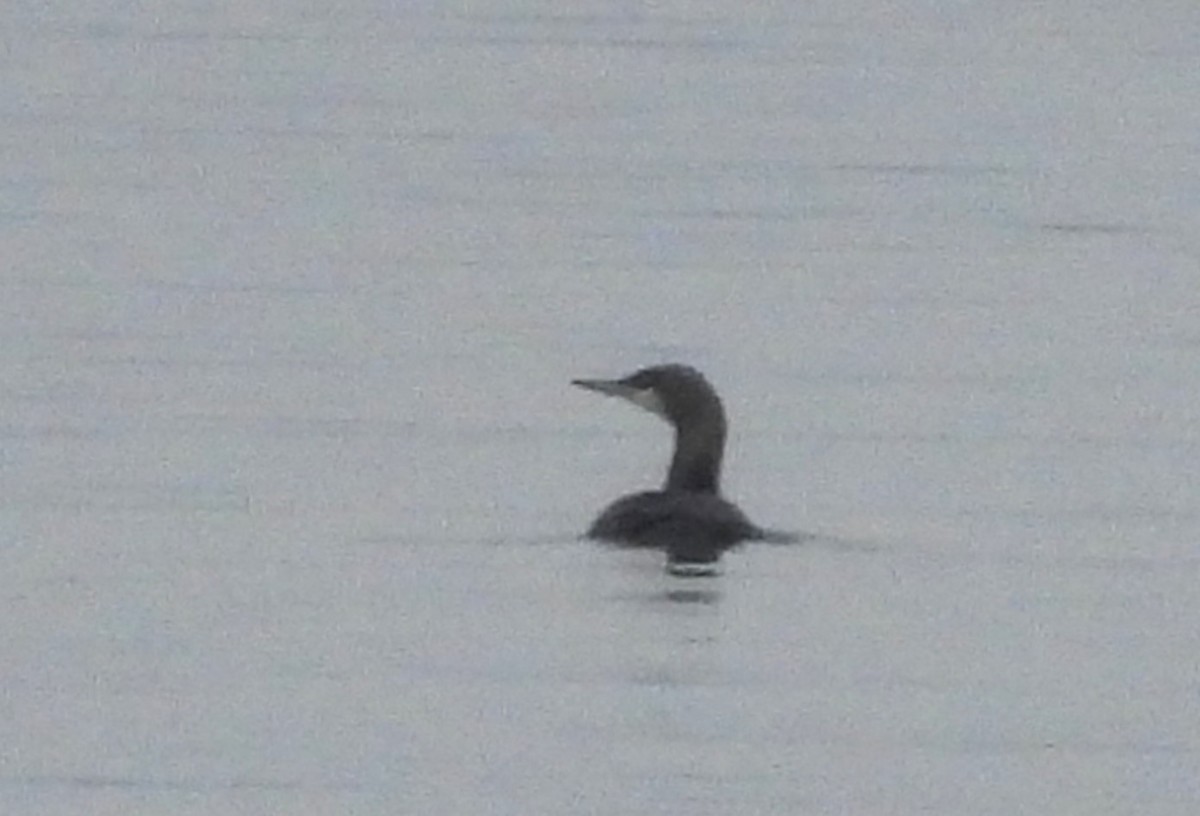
[573,364,793,573]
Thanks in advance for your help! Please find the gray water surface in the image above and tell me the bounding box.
[4,2,1199,813]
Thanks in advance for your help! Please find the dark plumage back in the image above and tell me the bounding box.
[574,363,796,570]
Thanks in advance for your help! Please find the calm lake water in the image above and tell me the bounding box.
[4,2,1199,813]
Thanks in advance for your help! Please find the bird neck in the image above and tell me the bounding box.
[665,414,726,494]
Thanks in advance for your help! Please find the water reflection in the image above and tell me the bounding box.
[660,586,722,606]
[604,559,725,607]
[606,584,723,607]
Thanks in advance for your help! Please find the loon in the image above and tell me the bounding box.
[573,364,794,573]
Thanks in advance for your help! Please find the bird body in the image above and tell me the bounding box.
[573,364,791,571]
